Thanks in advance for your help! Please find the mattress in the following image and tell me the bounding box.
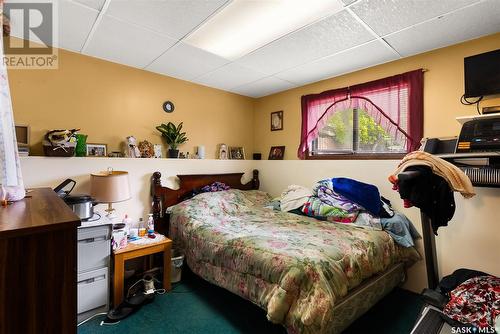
[170,189,420,333]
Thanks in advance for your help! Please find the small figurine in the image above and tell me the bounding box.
[219,144,228,160]
[126,136,141,158]
[138,140,154,158]
[153,144,162,158]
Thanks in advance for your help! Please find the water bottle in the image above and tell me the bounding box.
[147,214,155,236]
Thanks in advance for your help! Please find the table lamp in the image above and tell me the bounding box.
[90,169,130,220]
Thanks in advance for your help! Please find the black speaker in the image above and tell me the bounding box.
[421,137,457,154]
[253,153,262,160]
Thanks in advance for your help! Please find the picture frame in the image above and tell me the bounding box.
[269,146,285,160]
[229,146,245,160]
[271,110,283,131]
[86,143,107,157]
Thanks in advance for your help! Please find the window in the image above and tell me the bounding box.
[298,70,423,159]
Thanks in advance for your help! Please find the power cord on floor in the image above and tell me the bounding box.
[77,312,109,327]
[79,277,185,328]
[127,276,168,298]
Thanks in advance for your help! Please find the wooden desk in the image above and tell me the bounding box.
[113,237,172,306]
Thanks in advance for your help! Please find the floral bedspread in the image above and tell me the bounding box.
[170,190,420,334]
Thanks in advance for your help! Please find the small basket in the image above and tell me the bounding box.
[43,140,76,157]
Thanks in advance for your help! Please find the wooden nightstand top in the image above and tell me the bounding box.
[114,236,172,255]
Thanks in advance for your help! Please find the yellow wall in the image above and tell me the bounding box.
[253,33,500,159]
[9,34,500,159]
[8,46,255,158]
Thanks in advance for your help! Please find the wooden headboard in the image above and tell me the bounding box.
[151,170,259,235]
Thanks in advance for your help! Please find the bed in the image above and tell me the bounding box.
[151,170,420,333]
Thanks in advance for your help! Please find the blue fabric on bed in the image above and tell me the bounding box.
[332,177,381,215]
[381,213,421,247]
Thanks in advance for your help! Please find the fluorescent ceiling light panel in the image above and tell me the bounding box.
[185,0,344,60]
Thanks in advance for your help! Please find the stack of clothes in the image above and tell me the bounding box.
[278,177,421,248]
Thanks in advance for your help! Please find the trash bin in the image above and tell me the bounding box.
[171,253,184,283]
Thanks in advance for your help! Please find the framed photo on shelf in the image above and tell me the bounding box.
[269,146,285,160]
[229,146,245,160]
[271,110,283,131]
[86,143,107,157]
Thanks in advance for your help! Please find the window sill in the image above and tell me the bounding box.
[305,153,406,160]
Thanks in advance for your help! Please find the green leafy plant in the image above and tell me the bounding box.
[155,122,188,150]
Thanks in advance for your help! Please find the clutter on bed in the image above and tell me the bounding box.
[280,185,312,212]
[274,178,420,248]
[201,181,230,193]
[380,213,421,248]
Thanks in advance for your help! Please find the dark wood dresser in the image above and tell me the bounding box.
[0,188,80,334]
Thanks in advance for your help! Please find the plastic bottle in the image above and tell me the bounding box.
[138,218,146,237]
[147,214,155,236]
[123,214,132,235]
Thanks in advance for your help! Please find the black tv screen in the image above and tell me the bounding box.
[464,48,500,98]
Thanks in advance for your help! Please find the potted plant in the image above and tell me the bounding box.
[155,122,188,158]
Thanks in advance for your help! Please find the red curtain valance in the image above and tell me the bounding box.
[298,69,424,159]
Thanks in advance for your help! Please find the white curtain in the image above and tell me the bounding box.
[0,7,25,202]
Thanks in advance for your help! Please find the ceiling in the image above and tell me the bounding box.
[8,0,500,98]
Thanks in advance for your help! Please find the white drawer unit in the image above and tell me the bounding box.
[78,225,111,273]
[77,223,112,322]
[77,267,109,314]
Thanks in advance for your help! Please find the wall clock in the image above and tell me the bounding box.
[163,101,174,113]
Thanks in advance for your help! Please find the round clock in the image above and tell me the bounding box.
[163,101,174,113]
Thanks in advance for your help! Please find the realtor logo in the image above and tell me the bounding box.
[2,0,58,69]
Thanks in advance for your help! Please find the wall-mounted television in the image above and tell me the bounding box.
[464,48,500,98]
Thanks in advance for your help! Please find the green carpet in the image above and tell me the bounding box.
[78,270,422,334]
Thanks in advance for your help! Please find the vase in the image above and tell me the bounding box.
[75,134,88,157]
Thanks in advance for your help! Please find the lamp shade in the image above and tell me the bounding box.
[90,170,131,203]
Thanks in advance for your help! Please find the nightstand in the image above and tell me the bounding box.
[113,236,172,306]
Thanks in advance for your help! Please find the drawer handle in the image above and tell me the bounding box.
[78,236,107,244]
[78,274,106,285]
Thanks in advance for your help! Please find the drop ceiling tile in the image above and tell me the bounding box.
[146,42,229,81]
[72,0,105,11]
[276,40,398,85]
[236,10,374,75]
[59,0,99,52]
[351,0,479,36]
[231,77,296,98]
[193,63,267,91]
[83,15,177,69]
[385,0,500,57]
[106,0,228,40]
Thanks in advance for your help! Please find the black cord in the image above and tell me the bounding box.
[460,94,483,115]
[85,212,102,222]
